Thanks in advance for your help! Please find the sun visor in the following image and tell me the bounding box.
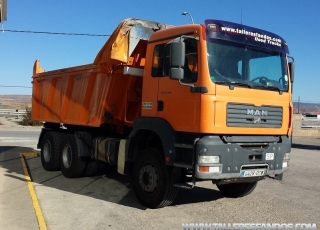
[94,18,172,73]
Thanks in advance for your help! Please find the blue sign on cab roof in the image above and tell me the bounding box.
[205,19,289,54]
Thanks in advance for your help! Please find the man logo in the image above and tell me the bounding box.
[247,109,268,116]
[253,117,261,123]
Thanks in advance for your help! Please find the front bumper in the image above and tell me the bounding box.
[195,135,291,180]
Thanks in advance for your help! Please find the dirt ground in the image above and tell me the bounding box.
[0,115,23,127]
[0,95,32,109]
[0,115,41,130]
[0,113,42,130]
[0,95,41,129]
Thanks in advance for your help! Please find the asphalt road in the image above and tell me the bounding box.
[0,129,41,230]
[0,130,40,145]
[0,131,319,230]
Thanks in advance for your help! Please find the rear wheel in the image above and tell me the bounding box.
[133,148,178,208]
[60,134,87,178]
[41,132,61,171]
[216,181,258,198]
[83,159,99,177]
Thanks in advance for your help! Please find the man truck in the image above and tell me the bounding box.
[32,18,294,208]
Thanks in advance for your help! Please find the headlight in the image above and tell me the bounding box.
[198,155,220,164]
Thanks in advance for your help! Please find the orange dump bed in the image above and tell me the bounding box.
[32,62,143,129]
[32,18,172,131]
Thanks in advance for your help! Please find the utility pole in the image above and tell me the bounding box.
[0,0,7,32]
[0,0,7,22]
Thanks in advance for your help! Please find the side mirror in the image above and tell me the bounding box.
[167,41,185,80]
[288,57,295,83]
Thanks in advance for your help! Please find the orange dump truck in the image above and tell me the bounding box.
[32,18,294,208]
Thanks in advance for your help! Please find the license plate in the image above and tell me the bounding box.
[241,169,265,177]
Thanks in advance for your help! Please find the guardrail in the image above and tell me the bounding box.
[301,117,320,128]
[0,109,28,118]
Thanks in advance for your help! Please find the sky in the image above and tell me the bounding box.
[0,0,319,103]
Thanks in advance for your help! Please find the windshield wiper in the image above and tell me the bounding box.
[214,81,253,90]
[253,85,283,95]
[228,82,253,90]
[215,81,283,94]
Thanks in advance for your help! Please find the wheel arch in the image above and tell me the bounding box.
[37,126,68,149]
[126,117,176,169]
[37,127,58,149]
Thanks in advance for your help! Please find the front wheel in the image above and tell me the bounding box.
[216,181,257,198]
[133,148,178,208]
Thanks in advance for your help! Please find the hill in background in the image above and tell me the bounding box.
[293,102,320,115]
[0,95,32,109]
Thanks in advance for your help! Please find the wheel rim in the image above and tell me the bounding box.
[138,163,158,193]
[62,144,72,168]
[43,140,51,162]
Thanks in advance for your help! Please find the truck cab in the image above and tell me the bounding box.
[131,19,293,203]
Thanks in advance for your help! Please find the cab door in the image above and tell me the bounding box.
[157,38,200,133]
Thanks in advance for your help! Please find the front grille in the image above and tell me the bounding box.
[241,164,268,170]
[249,154,263,162]
[227,103,282,128]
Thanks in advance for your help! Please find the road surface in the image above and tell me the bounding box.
[0,130,319,229]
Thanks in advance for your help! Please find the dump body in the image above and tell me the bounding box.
[32,19,169,130]
[32,63,142,129]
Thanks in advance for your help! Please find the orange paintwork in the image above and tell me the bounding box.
[199,89,291,135]
[32,18,168,132]
[142,24,293,135]
[32,63,142,129]
[32,40,147,132]
[141,25,202,132]
[33,60,44,75]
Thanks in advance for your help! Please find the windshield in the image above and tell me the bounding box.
[207,40,289,92]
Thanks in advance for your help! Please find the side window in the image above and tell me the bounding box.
[151,45,165,77]
[151,44,172,77]
[183,39,198,83]
[151,38,198,83]
[237,60,242,76]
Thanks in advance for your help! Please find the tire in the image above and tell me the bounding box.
[60,134,87,178]
[40,132,61,171]
[83,159,99,177]
[216,181,258,198]
[133,148,178,208]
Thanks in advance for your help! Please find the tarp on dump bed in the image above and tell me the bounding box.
[94,18,172,73]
